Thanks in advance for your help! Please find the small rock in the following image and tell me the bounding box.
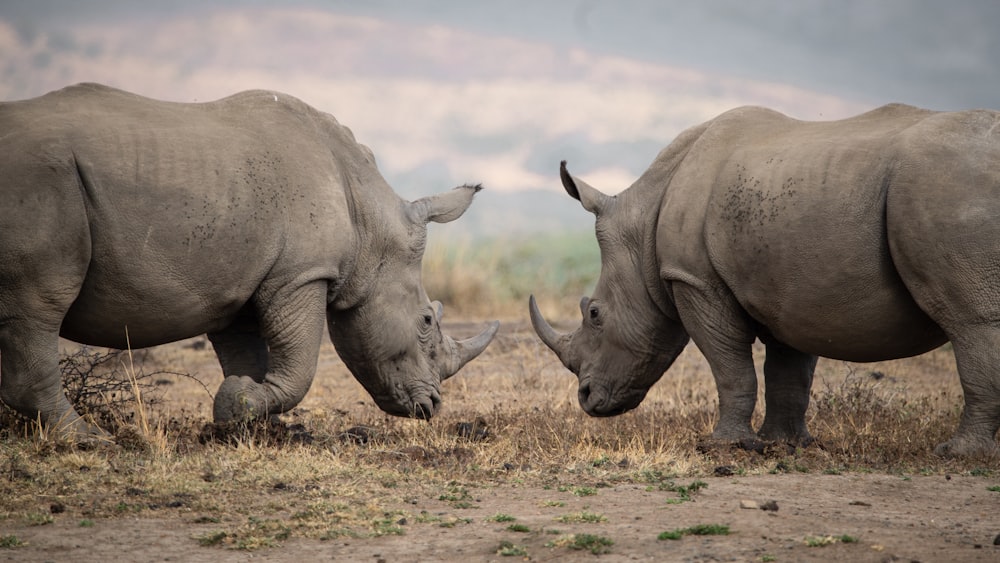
[760,500,779,512]
[739,499,759,510]
[714,465,735,477]
[455,420,489,441]
[339,426,376,445]
[993,533,1000,546]
[50,502,65,514]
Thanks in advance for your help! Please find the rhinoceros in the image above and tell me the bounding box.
[530,103,1000,457]
[0,83,499,438]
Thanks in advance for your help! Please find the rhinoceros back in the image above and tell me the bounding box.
[1,83,353,348]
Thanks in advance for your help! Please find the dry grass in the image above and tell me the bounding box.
[0,326,990,549]
[0,235,994,549]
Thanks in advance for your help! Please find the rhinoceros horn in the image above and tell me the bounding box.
[440,320,500,381]
[528,295,572,364]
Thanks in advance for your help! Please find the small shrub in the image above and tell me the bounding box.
[804,534,857,547]
[197,531,228,546]
[658,524,730,540]
[25,513,53,526]
[657,530,683,541]
[496,540,528,557]
[547,533,614,554]
[555,511,606,523]
[487,513,516,522]
[507,524,531,533]
[0,535,22,548]
[662,480,708,503]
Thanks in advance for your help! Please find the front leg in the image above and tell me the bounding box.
[207,304,269,383]
[757,338,817,444]
[212,281,326,423]
[673,284,758,442]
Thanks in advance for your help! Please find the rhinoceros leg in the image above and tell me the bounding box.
[212,281,325,423]
[672,285,759,442]
[758,340,817,444]
[207,306,269,384]
[933,328,1000,458]
[0,321,104,439]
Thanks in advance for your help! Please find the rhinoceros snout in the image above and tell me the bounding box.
[375,390,442,420]
[411,393,442,420]
[578,382,633,417]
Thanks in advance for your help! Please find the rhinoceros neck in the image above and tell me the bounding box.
[329,166,407,311]
[620,185,674,320]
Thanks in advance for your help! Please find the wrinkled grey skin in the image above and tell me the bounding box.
[531,103,1000,457]
[0,83,498,438]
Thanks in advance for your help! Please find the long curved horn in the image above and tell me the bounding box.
[529,295,572,363]
[440,320,500,381]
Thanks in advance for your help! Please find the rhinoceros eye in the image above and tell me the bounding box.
[588,305,600,324]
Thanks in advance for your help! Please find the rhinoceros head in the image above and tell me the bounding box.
[327,184,498,419]
[529,162,690,416]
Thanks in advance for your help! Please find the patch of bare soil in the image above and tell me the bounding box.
[5,474,999,562]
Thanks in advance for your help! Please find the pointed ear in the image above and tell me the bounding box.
[560,160,610,215]
[408,183,483,224]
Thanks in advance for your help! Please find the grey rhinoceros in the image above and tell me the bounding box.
[530,103,1000,457]
[0,83,498,438]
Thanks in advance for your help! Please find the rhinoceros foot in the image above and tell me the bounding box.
[757,421,814,447]
[933,436,1000,459]
[213,376,271,423]
[40,410,112,447]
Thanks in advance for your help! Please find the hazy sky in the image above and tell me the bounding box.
[3,1,997,197]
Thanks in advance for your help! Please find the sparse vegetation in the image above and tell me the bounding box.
[555,511,607,524]
[658,523,730,540]
[496,540,528,556]
[422,231,599,317]
[804,534,858,547]
[0,237,992,557]
[547,533,614,554]
[662,480,708,504]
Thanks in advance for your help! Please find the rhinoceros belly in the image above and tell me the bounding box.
[735,259,948,362]
[60,276,248,350]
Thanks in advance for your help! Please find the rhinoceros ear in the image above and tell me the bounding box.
[408,184,484,225]
[560,161,610,215]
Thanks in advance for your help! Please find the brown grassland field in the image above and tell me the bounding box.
[1,233,998,562]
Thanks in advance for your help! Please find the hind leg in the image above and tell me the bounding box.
[758,339,817,444]
[934,327,1000,457]
[0,319,104,438]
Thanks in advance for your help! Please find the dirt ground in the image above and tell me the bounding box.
[2,321,1000,562]
[5,473,998,562]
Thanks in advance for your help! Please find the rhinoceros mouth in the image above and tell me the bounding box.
[373,391,442,419]
[577,381,645,417]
